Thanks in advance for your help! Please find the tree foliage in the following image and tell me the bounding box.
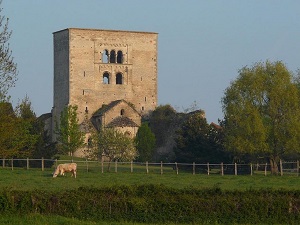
[135,122,156,162]
[55,105,85,157]
[174,112,230,163]
[91,128,137,170]
[0,101,38,158]
[222,61,300,173]
[0,1,18,101]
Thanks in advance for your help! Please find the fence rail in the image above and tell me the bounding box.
[0,158,299,176]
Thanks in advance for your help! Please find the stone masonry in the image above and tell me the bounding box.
[50,28,158,144]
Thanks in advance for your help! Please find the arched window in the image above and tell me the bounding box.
[103,72,110,84]
[110,50,116,63]
[117,51,123,64]
[102,49,109,63]
[116,73,123,84]
[120,109,125,116]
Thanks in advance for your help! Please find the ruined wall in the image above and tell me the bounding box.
[52,28,158,125]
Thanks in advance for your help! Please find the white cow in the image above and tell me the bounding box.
[53,163,77,178]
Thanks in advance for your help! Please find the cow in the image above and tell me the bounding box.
[53,163,77,178]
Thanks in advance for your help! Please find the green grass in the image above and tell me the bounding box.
[1,165,300,191]
[0,214,189,225]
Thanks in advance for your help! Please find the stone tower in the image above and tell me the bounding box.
[51,28,158,140]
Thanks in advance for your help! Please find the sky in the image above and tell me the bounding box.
[3,0,300,123]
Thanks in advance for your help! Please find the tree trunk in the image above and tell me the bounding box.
[269,157,279,175]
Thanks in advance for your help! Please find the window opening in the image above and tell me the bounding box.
[142,106,144,111]
[85,107,88,113]
[103,72,110,84]
[110,50,116,63]
[102,50,109,63]
[116,73,123,84]
[117,50,123,64]
[120,109,125,116]
[83,90,85,95]
[145,97,147,102]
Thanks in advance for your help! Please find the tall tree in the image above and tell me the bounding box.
[55,105,85,157]
[91,128,137,171]
[0,1,18,101]
[0,101,38,158]
[222,61,300,174]
[135,122,156,162]
[174,112,230,163]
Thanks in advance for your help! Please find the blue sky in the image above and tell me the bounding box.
[3,0,300,123]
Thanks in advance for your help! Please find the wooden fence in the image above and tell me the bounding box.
[0,158,299,176]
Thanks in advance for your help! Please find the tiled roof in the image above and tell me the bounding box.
[92,100,122,117]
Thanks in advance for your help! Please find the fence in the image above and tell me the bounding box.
[0,158,299,176]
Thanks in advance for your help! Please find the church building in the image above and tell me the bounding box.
[45,28,158,156]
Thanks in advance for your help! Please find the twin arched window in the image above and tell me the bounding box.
[103,72,123,85]
[102,49,123,64]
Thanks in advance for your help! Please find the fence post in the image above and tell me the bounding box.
[160,161,163,175]
[27,158,29,170]
[101,158,104,174]
[55,159,58,167]
[250,163,253,176]
[42,157,44,171]
[265,163,267,176]
[86,158,89,172]
[2,159,4,168]
[130,161,133,173]
[234,163,237,175]
[207,163,210,176]
[115,160,118,173]
[146,161,149,174]
[175,162,178,175]
[193,162,195,175]
[221,162,224,176]
[11,159,13,171]
[280,159,283,176]
[297,160,299,177]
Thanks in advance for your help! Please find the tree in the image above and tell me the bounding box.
[0,1,18,101]
[174,112,230,163]
[135,122,156,162]
[56,105,85,157]
[91,128,137,171]
[222,61,300,174]
[0,101,38,158]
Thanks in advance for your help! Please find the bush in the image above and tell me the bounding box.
[0,185,299,224]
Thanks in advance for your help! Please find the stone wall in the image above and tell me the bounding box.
[52,28,158,130]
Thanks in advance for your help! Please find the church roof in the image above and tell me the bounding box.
[106,116,139,128]
[92,99,140,117]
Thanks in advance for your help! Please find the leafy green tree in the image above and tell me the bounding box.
[56,105,85,157]
[135,123,156,162]
[0,101,38,158]
[174,112,230,163]
[91,128,137,171]
[149,104,177,148]
[0,1,18,101]
[222,61,300,174]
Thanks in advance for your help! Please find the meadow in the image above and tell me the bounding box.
[1,163,300,191]
[1,162,300,225]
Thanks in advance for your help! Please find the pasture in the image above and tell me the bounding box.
[1,162,300,225]
[1,162,300,191]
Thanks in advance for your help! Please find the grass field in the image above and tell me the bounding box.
[1,163,299,225]
[1,164,300,191]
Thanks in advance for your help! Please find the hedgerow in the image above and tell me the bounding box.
[0,184,299,224]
